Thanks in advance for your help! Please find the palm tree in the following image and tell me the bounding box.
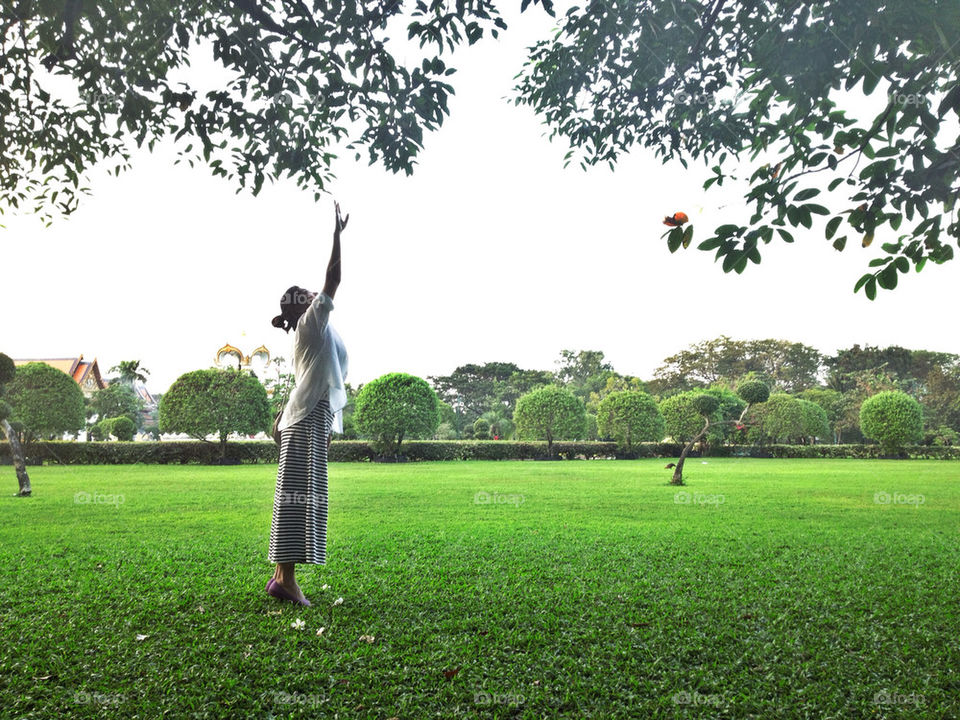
[109,360,150,386]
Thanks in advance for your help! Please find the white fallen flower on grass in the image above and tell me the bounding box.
[321,584,329,590]
[135,634,149,642]
[291,618,305,630]
[332,597,344,607]
[316,627,326,636]
[358,634,375,643]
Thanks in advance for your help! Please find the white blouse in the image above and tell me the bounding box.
[277,292,349,434]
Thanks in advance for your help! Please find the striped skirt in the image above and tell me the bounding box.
[268,398,332,564]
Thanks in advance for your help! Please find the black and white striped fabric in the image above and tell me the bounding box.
[268,398,332,564]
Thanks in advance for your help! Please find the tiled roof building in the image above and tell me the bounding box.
[12,355,107,397]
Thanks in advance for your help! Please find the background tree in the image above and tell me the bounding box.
[586,373,649,414]
[703,386,747,445]
[652,337,822,394]
[798,399,831,444]
[0,353,30,496]
[354,373,440,457]
[553,349,615,404]
[5,362,85,443]
[473,418,491,440]
[860,391,924,455]
[107,416,136,442]
[479,409,514,440]
[430,362,523,428]
[799,387,848,443]
[660,391,723,445]
[666,394,720,485]
[86,383,144,429]
[108,360,150,385]
[920,366,960,436]
[158,368,271,459]
[514,1,960,297]
[746,393,805,445]
[596,390,665,453]
[514,385,586,458]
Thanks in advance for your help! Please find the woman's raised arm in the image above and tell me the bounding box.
[322,202,348,299]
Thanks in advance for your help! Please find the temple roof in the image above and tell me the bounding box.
[13,355,106,390]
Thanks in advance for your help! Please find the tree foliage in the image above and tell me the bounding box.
[5,362,86,441]
[1,0,553,223]
[158,368,271,455]
[860,390,924,452]
[513,0,960,296]
[514,385,586,455]
[596,390,664,451]
[798,398,831,442]
[87,382,143,428]
[652,336,822,393]
[660,391,722,442]
[354,372,440,455]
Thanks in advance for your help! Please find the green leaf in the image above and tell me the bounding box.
[777,229,794,243]
[865,276,877,300]
[832,236,847,251]
[794,188,820,201]
[877,265,899,289]
[825,216,842,240]
[667,226,683,253]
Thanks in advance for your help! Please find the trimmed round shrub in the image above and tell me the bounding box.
[0,353,15,386]
[514,385,586,454]
[354,372,440,455]
[90,418,113,441]
[660,392,717,442]
[597,390,665,450]
[737,379,770,405]
[5,362,85,440]
[860,391,923,453]
[692,394,720,416]
[109,416,135,441]
[473,418,490,439]
[798,399,830,442]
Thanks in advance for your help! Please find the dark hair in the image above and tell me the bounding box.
[271,285,310,333]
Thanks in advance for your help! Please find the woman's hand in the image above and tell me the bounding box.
[334,201,349,236]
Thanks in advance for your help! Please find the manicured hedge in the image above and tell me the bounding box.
[1,440,958,465]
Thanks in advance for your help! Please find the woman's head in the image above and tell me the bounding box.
[271,285,317,333]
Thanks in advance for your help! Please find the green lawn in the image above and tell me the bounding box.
[1,459,958,718]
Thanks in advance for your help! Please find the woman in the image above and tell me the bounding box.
[266,202,349,606]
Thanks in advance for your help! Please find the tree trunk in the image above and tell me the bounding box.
[671,417,710,485]
[2,419,31,496]
[220,435,228,460]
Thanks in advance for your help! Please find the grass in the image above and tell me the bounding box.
[1,458,958,719]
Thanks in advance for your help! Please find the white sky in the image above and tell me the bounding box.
[2,6,957,393]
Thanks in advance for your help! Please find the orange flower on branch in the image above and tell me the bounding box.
[663,212,689,227]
